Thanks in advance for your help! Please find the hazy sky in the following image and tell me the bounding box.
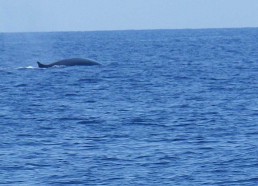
[1,0,258,32]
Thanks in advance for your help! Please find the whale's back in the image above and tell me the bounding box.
[37,58,100,68]
[54,58,99,66]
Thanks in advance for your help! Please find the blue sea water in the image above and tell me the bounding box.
[0,28,258,185]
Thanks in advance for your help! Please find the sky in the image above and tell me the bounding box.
[1,0,258,33]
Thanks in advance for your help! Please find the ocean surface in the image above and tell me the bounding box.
[0,28,257,185]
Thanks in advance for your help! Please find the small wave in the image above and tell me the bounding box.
[17,66,37,70]
[52,65,66,68]
[17,65,66,70]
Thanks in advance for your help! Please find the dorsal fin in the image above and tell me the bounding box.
[37,61,49,68]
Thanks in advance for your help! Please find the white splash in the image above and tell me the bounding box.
[17,66,37,70]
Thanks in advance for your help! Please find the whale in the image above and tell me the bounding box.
[37,58,100,68]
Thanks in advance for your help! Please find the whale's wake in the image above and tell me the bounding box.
[17,66,38,70]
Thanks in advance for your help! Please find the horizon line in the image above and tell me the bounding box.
[1,26,258,34]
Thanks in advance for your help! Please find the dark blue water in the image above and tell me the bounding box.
[0,29,258,185]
